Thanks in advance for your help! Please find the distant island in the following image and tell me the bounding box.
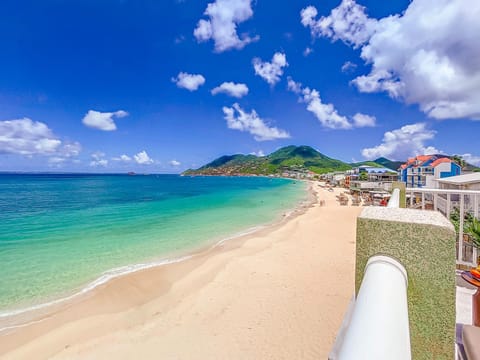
[182,145,400,177]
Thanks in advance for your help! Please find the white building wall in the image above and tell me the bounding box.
[425,175,436,188]
[433,162,452,179]
[469,183,480,191]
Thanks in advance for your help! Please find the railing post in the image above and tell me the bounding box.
[446,193,451,219]
[422,192,425,210]
[475,194,479,218]
[459,194,465,263]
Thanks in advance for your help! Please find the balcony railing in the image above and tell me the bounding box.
[405,188,480,266]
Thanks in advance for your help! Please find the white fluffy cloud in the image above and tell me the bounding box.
[134,150,154,165]
[301,2,376,48]
[303,47,313,57]
[253,52,288,86]
[172,72,206,91]
[211,82,249,98]
[194,0,258,52]
[341,61,357,73]
[250,150,265,157]
[90,152,108,167]
[222,103,290,141]
[60,142,81,157]
[90,159,108,167]
[287,78,375,129]
[82,110,128,131]
[0,118,61,155]
[302,0,480,120]
[47,142,81,165]
[352,113,376,127]
[0,118,82,162]
[112,154,132,162]
[286,77,302,94]
[362,123,440,160]
[302,87,352,129]
[169,160,181,166]
[461,154,480,167]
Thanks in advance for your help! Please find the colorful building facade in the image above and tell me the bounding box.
[398,155,461,188]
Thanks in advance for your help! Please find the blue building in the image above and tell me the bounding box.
[398,155,461,188]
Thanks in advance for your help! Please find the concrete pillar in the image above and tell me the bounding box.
[356,207,456,359]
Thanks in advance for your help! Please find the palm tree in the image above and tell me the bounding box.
[451,155,467,170]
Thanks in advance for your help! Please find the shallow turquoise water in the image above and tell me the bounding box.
[0,174,306,313]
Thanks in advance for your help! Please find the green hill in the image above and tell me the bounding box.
[374,157,403,171]
[182,145,352,176]
[350,157,402,171]
[349,161,383,168]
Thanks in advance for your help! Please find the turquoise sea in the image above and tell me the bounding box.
[0,174,307,317]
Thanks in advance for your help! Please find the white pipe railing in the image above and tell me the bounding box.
[337,255,411,360]
[387,188,400,208]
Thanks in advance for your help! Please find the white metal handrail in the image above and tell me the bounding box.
[336,255,411,360]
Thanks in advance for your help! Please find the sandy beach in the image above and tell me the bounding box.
[0,183,362,359]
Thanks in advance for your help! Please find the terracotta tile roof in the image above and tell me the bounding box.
[401,155,436,169]
[416,155,433,162]
[430,157,452,167]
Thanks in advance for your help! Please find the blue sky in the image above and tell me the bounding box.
[1,0,479,172]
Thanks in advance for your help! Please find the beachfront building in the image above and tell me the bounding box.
[349,180,393,192]
[398,155,461,188]
[323,172,346,187]
[437,172,480,191]
[346,166,398,192]
[281,169,317,180]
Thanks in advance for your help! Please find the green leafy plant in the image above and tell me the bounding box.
[466,217,480,248]
[450,207,460,233]
[450,207,480,248]
[359,172,368,181]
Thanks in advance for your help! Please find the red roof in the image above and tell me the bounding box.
[430,157,452,167]
[400,155,435,168]
[416,155,433,163]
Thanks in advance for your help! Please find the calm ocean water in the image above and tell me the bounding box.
[0,174,306,315]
